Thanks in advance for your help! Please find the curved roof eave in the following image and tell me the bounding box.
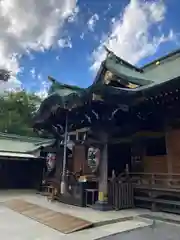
[104,57,154,86]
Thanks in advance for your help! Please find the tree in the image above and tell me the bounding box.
[0,69,10,82]
[0,90,41,136]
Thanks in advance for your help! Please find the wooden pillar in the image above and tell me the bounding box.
[165,128,173,185]
[55,146,63,181]
[165,127,173,176]
[93,131,112,211]
[131,138,144,172]
[165,130,172,173]
[98,142,108,202]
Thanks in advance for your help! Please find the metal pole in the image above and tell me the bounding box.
[61,111,68,194]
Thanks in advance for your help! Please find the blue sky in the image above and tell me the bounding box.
[0,0,180,96]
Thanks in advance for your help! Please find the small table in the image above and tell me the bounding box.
[85,189,98,207]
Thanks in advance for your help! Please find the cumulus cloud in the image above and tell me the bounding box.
[0,0,77,92]
[90,0,177,72]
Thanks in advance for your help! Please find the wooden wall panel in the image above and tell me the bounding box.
[143,156,167,173]
[166,129,180,174]
[142,129,180,176]
[73,145,92,174]
[55,147,63,179]
[73,145,84,173]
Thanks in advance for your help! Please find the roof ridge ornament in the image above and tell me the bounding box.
[104,45,113,58]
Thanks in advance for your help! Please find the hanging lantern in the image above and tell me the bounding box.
[156,61,160,65]
[87,147,100,173]
[46,153,56,172]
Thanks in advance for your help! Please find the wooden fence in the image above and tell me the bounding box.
[108,172,180,213]
[108,180,134,210]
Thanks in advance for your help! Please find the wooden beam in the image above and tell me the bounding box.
[76,127,90,133]
[110,138,132,144]
[68,127,90,135]
[134,131,164,138]
[109,131,165,144]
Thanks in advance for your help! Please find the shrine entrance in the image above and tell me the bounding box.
[107,142,134,210]
[108,143,132,178]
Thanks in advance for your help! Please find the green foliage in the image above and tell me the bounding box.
[0,91,41,136]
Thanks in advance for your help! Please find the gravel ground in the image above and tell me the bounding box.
[100,221,180,240]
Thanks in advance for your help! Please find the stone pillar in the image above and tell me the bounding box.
[93,132,112,211]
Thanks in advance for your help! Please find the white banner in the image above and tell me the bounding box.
[46,153,56,172]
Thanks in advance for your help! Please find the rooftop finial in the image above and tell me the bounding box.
[104,45,113,57]
[48,76,56,83]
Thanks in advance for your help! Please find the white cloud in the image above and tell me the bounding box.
[0,76,22,94]
[35,80,50,99]
[67,6,79,23]
[87,13,99,32]
[103,3,113,17]
[80,32,85,40]
[30,68,36,79]
[58,36,72,48]
[56,56,60,61]
[91,0,177,72]
[0,0,77,91]
[37,74,42,80]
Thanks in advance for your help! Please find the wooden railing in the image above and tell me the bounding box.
[109,172,180,189]
[128,172,180,188]
[130,172,180,213]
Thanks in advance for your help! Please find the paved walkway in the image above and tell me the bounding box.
[101,222,180,240]
[0,205,65,239]
[0,190,153,239]
[0,204,151,240]
[0,190,150,225]
[66,219,151,240]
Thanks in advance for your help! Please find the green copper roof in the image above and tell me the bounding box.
[0,132,54,153]
[37,76,88,114]
[142,50,180,83]
[104,49,180,85]
[48,76,85,96]
[47,48,180,100]
[142,49,180,69]
[104,54,153,86]
[35,48,180,125]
